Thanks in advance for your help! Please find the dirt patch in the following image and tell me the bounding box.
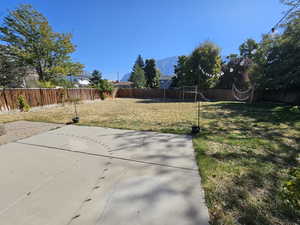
[0,121,64,145]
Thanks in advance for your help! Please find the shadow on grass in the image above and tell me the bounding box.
[194,102,300,225]
[136,98,214,104]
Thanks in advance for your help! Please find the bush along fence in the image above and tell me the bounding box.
[0,88,110,112]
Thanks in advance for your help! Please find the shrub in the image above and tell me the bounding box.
[38,80,56,88]
[281,167,300,211]
[17,95,30,112]
[100,92,106,100]
[94,79,113,100]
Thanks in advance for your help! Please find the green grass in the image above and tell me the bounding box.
[1,99,299,224]
[194,102,300,225]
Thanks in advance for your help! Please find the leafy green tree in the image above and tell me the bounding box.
[249,7,300,91]
[89,70,102,86]
[172,42,222,89]
[155,69,162,88]
[0,4,84,81]
[217,55,240,89]
[129,64,146,88]
[239,39,259,59]
[172,56,188,87]
[144,59,160,88]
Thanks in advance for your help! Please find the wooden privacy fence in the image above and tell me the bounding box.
[116,88,300,104]
[116,88,235,101]
[0,88,104,112]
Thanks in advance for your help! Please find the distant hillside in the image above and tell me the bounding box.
[121,56,178,81]
[156,56,177,75]
[121,73,131,82]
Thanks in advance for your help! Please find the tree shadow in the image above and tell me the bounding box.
[195,102,300,224]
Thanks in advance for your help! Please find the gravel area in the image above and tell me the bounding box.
[0,121,64,145]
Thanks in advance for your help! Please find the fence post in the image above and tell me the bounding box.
[2,89,9,111]
[39,88,44,106]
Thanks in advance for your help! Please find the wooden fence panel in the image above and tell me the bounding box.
[0,89,8,111]
[116,88,236,101]
[0,88,109,112]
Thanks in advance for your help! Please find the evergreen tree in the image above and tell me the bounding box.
[144,59,160,88]
[135,55,145,69]
[129,64,146,88]
[90,70,102,86]
[0,45,26,87]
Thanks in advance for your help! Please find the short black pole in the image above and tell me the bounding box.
[192,94,200,134]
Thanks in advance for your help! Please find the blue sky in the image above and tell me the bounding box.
[1,0,287,80]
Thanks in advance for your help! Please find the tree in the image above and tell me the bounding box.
[172,42,222,89]
[217,54,253,89]
[0,45,26,87]
[144,59,160,88]
[281,0,300,6]
[155,69,162,88]
[129,64,146,88]
[0,4,84,81]
[90,70,102,86]
[135,55,145,69]
[249,5,300,91]
[172,56,188,87]
[239,39,259,59]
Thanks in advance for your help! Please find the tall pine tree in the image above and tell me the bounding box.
[129,64,146,88]
[129,55,146,88]
[135,55,145,69]
[144,59,160,88]
[89,70,102,86]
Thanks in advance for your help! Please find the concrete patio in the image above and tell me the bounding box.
[0,125,209,225]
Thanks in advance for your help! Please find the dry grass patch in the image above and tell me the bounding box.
[0,98,199,133]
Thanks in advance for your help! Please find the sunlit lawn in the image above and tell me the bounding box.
[1,98,299,225]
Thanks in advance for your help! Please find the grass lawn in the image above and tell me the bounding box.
[1,98,299,225]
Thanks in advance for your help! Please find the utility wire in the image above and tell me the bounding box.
[269,2,300,33]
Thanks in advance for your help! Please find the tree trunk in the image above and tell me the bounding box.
[36,62,44,81]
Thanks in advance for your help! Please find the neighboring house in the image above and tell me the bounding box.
[159,75,173,89]
[112,81,133,88]
[69,73,91,87]
[76,77,90,87]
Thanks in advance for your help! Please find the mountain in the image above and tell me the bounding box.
[155,56,178,75]
[121,56,178,81]
[121,73,131,82]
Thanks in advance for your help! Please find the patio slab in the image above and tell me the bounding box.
[0,125,209,225]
